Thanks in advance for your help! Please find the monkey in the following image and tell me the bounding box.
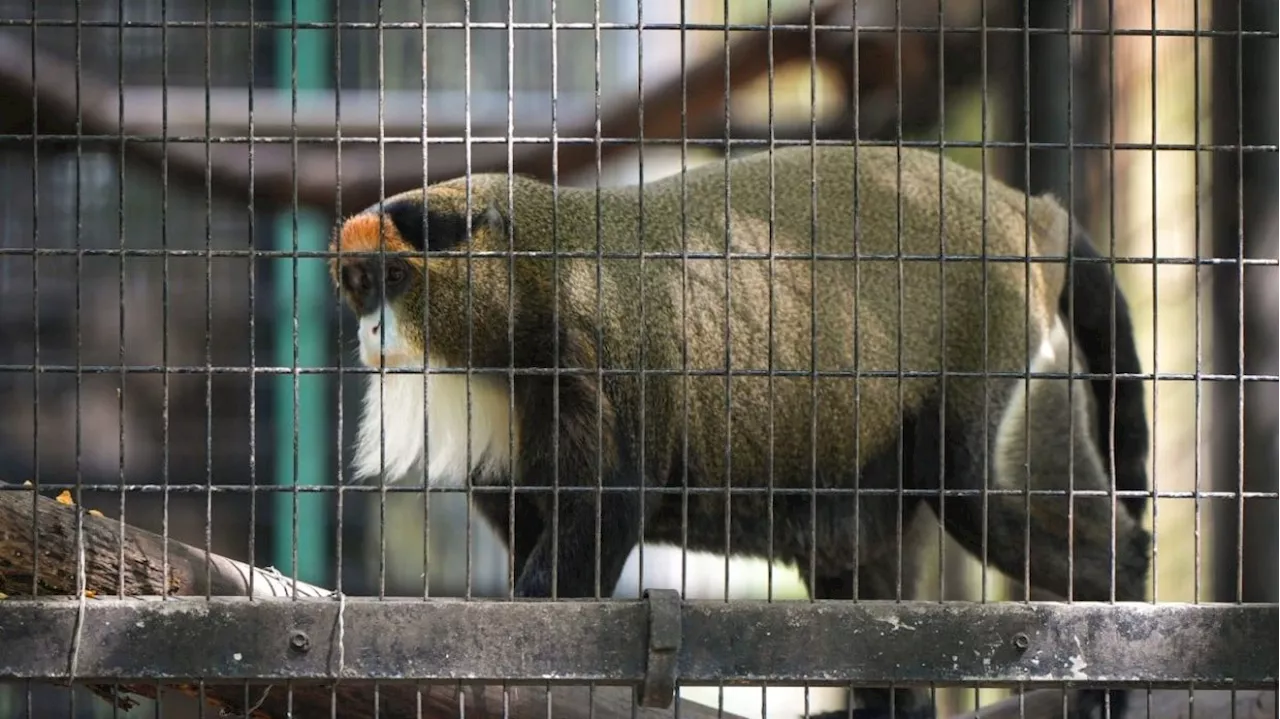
[329,145,1151,719]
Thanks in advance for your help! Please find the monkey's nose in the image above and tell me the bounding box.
[370,322,380,336]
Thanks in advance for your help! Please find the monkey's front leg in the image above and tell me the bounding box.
[513,484,644,599]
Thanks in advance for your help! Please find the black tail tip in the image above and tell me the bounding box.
[1121,526,1154,584]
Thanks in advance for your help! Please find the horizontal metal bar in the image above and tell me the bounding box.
[2,483,1245,499]
[1,364,1276,386]
[2,135,1276,153]
[4,484,1277,501]
[0,247,1276,268]
[0,598,1272,689]
[0,17,1276,38]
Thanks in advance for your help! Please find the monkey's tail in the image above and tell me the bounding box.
[1061,224,1151,524]
[929,483,1151,604]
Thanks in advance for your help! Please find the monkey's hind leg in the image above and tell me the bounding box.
[800,524,936,719]
[471,491,544,597]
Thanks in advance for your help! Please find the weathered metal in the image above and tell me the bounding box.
[0,597,1272,691]
[639,588,683,707]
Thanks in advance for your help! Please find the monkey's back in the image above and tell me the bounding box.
[449,148,1067,521]
[503,147,1062,487]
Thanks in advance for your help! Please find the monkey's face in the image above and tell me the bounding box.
[330,182,510,369]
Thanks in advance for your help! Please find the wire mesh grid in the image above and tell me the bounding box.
[0,1,1275,719]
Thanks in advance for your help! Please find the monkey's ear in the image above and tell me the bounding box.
[384,198,505,252]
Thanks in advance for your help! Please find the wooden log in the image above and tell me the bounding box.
[0,485,747,719]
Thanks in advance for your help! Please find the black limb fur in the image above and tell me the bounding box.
[473,374,657,600]
[793,418,934,719]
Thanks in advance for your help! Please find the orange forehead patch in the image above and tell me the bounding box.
[332,212,416,255]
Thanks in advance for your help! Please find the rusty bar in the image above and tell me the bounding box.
[0,597,1272,688]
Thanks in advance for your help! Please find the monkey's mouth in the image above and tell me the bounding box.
[357,316,420,368]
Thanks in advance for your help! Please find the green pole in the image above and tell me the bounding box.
[273,0,330,585]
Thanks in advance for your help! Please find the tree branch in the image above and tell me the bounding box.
[0,486,746,719]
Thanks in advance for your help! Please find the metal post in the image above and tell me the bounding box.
[1028,0,1074,200]
[1211,0,1279,604]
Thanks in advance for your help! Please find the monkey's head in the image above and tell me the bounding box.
[330,179,514,369]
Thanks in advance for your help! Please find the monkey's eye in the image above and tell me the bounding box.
[385,264,407,287]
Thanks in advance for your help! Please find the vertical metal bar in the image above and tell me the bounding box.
[1068,0,1082,608]
[720,0,734,605]
[976,0,991,606]
[678,0,691,602]
[246,0,263,642]
[1210,0,1243,607]
[250,0,268,598]
[1194,0,1208,615]
[71,3,84,716]
[891,0,904,606]
[934,0,951,616]
[26,0,41,607]
[463,0,478,598]
[203,0,216,600]
[420,0,432,604]
[549,0,563,607]
[333,0,346,602]
[271,0,333,589]
[1152,0,1162,606]
[463,0,476,600]
[374,0,387,603]
[891,2,905,710]
[633,0,647,606]
[115,0,128,605]
[764,0,777,605]
[249,0,261,600]
[804,3,818,713]
[160,0,173,620]
[502,0,516,604]
[850,0,863,615]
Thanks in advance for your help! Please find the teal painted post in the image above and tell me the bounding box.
[272,0,331,585]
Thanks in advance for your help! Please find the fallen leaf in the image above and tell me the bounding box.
[55,490,73,505]
[88,509,104,517]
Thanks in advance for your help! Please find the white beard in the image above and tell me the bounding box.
[349,305,516,487]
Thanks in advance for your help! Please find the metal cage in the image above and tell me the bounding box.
[0,1,1274,719]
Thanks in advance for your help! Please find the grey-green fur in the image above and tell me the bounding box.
[349,145,1151,719]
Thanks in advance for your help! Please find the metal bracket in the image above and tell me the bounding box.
[637,588,682,708]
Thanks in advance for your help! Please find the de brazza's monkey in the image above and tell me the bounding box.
[330,145,1151,719]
